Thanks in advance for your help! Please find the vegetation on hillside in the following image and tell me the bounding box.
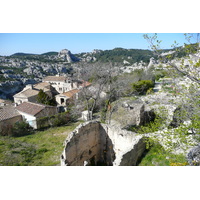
[0,121,80,166]
[93,48,154,64]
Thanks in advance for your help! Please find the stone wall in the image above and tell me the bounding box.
[61,121,115,166]
[0,115,23,136]
[36,106,58,118]
[101,122,146,166]
[61,121,146,166]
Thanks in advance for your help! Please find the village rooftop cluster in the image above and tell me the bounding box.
[0,74,91,132]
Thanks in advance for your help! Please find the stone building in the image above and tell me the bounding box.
[16,101,58,129]
[43,75,91,94]
[43,75,78,94]
[13,85,39,105]
[55,89,80,106]
[13,83,56,105]
[0,105,22,135]
[0,99,12,107]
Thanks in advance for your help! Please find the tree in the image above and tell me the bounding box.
[12,120,34,137]
[132,80,154,95]
[37,89,57,106]
[79,62,114,120]
[144,33,200,84]
[142,33,200,161]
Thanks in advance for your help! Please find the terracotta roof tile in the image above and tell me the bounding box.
[16,102,52,116]
[80,81,91,87]
[43,76,69,82]
[0,99,12,105]
[0,106,21,121]
[62,89,80,98]
[13,88,39,98]
[34,82,51,90]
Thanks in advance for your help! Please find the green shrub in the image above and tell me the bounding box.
[146,87,154,95]
[37,112,70,129]
[37,89,57,106]
[132,80,154,95]
[100,108,107,123]
[12,121,34,137]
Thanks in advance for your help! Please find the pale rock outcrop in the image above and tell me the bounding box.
[57,49,80,63]
[0,81,23,99]
[147,57,156,69]
[111,99,155,128]
[187,144,200,166]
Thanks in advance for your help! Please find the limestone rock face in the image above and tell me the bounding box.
[187,144,200,166]
[0,81,23,99]
[23,66,44,77]
[147,57,155,69]
[112,99,149,128]
[57,49,80,63]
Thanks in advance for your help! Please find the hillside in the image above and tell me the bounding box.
[41,52,58,56]
[11,53,39,57]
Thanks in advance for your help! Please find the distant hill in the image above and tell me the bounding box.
[11,52,38,57]
[88,48,155,64]
[11,52,58,57]
[41,52,58,56]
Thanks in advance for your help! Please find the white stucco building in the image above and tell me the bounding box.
[16,101,58,129]
[43,75,79,93]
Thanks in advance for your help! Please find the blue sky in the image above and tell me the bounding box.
[0,33,194,56]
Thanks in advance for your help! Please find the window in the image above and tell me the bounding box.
[61,98,64,104]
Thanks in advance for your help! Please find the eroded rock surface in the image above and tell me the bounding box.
[187,144,200,166]
[61,121,146,166]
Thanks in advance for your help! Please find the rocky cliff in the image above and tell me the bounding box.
[0,79,38,99]
[57,49,80,63]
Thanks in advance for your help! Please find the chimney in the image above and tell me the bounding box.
[23,84,33,91]
[26,84,33,90]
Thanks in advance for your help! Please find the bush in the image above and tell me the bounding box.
[12,121,34,137]
[100,108,107,123]
[146,87,154,95]
[132,80,154,95]
[36,112,70,129]
[37,89,57,106]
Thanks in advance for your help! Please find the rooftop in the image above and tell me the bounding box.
[80,81,91,87]
[43,76,69,82]
[0,105,21,121]
[0,99,12,105]
[62,89,80,98]
[13,88,39,98]
[16,102,54,116]
[34,82,51,90]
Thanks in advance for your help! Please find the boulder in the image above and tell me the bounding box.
[187,144,200,166]
[112,99,147,128]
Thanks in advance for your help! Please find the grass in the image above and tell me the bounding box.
[0,121,81,166]
[138,143,188,166]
